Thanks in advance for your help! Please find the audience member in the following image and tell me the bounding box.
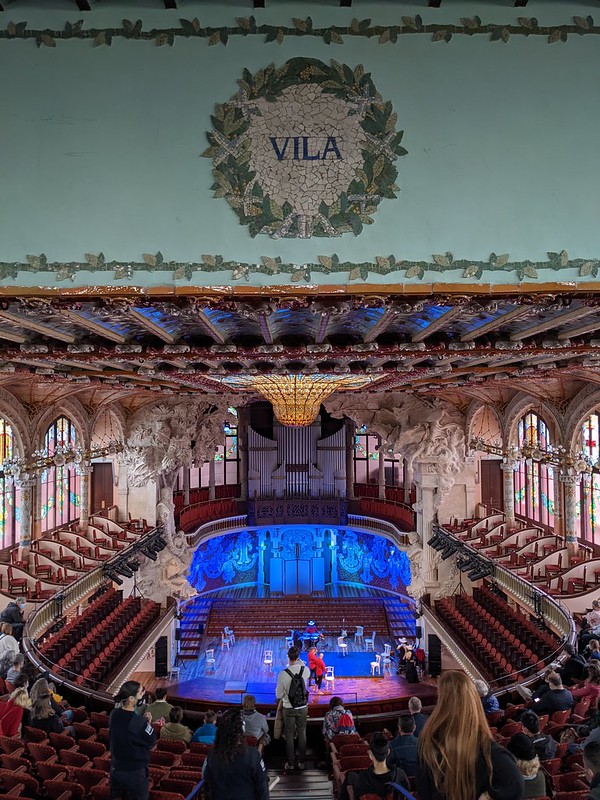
[141,687,173,723]
[242,694,270,750]
[416,671,524,800]
[584,740,600,800]
[204,708,269,800]
[322,696,356,741]
[520,710,557,760]
[160,706,192,744]
[339,731,409,800]
[0,624,19,668]
[530,671,574,715]
[307,646,326,692]
[0,599,25,641]
[572,662,600,704]
[507,733,547,798]
[0,687,31,735]
[586,600,600,630]
[557,642,587,686]
[275,645,309,771]
[408,696,429,736]
[109,681,156,800]
[192,710,218,744]
[30,677,73,727]
[388,714,418,777]
[5,653,25,687]
[29,694,67,735]
[474,680,500,713]
[588,640,600,661]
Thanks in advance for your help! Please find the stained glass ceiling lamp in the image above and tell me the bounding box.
[212,374,379,427]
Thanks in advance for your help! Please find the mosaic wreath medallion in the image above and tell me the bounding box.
[202,58,408,239]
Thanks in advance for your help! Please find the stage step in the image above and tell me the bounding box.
[268,769,333,800]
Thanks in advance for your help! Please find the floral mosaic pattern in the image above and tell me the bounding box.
[202,58,407,238]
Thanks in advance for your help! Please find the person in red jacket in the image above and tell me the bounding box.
[0,687,31,735]
[308,647,326,693]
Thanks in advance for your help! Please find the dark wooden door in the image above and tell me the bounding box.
[91,462,114,512]
[481,459,503,512]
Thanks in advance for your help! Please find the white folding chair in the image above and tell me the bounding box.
[205,649,216,673]
[365,631,376,651]
[324,666,335,692]
[337,635,348,657]
[221,633,231,652]
[354,626,364,646]
[224,626,235,646]
[370,654,382,676]
[263,649,274,671]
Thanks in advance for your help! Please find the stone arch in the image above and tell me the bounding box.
[32,396,91,452]
[465,400,503,445]
[90,402,127,446]
[563,385,600,453]
[503,393,563,448]
[0,388,31,457]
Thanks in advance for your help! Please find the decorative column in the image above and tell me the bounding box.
[117,459,129,523]
[329,529,338,584]
[208,451,216,501]
[238,408,248,501]
[183,467,190,506]
[561,473,581,560]
[345,420,355,499]
[378,449,386,500]
[78,463,93,532]
[412,461,440,587]
[17,475,36,556]
[501,458,518,529]
[553,474,564,537]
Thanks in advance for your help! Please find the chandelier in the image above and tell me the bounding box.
[1,440,124,485]
[469,437,594,477]
[211,374,378,427]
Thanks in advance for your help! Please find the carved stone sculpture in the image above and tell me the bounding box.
[405,530,425,600]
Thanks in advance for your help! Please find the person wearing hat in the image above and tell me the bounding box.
[339,730,409,800]
[507,733,547,798]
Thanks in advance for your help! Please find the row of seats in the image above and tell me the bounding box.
[473,585,557,654]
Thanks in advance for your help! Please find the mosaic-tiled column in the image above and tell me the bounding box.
[208,450,216,501]
[17,475,36,553]
[78,463,93,532]
[561,473,581,558]
[501,458,518,529]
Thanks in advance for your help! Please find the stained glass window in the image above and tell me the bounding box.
[578,411,600,544]
[513,412,555,529]
[40,416,80,532]
[0,419,19,547]
[353,427,402,487]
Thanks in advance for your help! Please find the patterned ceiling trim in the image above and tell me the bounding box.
[3,250,597,283]
[1,16,596,48]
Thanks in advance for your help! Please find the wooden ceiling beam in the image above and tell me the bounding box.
[60,310,127,344]
[363,308,398,343]
[558,317,600,341]
[0,311,75,343]
[128,308,176,344]
[460,307,531,342]
[315,315,331,344]
[412,306,463,342]
[0,329,26,345]
[510,306,598,341]
[198,310,226,344]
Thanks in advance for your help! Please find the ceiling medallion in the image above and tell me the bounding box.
[203,58,407,239]
[208,373,378,427]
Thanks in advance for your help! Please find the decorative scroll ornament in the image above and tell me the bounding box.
[210,373,379,427]
[203,58,407,239]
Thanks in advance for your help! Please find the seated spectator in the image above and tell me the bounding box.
[242,694,270,751]
[0,687,31,735]
[322,696,356,741]
[416,671,524,800]
[30,677,73,726]
[141,687,173,723]
[6,653,25,687]
[572,661,600,704]
[520,710,557,760]
[30,694,66,735]
[408,696,429,736]
[0,622,19,663]
[530,671,574,715]
[192,709,218,744]
[587,601,600,630]
[588,640,600,661]
[507,733,547,798]
[388,714,418,777]
[204,708,268,800]
[0,599,25,642]
[339,731,409,800]
[557,643,587,686]
[584,740,600,800]
[161,706,192,744]
[474,680,500,714]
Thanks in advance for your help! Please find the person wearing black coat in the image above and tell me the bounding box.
[0,599,25,641]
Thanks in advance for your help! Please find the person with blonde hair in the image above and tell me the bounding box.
[0,686,31,735]
[416,671,523,800]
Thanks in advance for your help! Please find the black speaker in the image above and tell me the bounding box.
[415,625,423,639]
[154,635,169,678]
[175,628,181,641]
[428,633,442,677]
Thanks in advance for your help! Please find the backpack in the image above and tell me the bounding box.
[336,710,354,730]
[285,667,308,708]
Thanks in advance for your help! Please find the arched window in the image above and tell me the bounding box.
[577,411,600,545]
[0,419,19,547]
[40,416,81,532]
[353,425,402,489]
[513,411,555,529]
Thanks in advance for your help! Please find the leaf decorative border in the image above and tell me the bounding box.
[1,15,598,48]
[2,250,597,283]
[202,58,406,239]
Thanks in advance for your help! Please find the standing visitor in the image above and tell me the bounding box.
[275,645,309,770]
[308,646,326,693]
[109,681,156,800]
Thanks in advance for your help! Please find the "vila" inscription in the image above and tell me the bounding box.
[269,136,342,161]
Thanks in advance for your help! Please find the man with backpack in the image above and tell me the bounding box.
[276,645,309,771]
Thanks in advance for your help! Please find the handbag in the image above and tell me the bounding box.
[273,700,284,740]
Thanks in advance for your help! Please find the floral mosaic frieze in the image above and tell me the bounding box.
[1,16,598,48]
[1,250,597,283]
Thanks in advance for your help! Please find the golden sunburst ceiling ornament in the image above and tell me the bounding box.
[209,373,379,427]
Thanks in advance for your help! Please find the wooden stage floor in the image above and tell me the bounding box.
[133,635,438,714]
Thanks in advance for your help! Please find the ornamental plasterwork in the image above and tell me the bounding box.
[203,58,406,238]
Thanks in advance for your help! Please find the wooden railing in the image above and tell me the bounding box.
[350,497,415,531]
[348,514,411,548]
[178,498,244,532]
